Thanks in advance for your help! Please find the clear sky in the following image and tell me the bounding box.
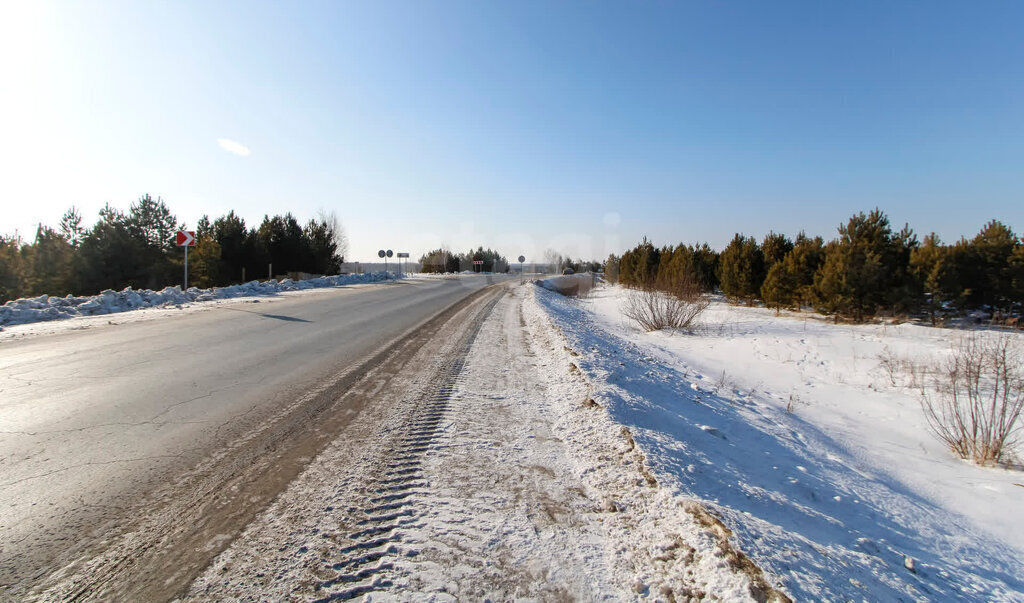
[2,1,1022,262]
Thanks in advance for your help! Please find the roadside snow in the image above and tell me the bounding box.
[535,285,1024,602]
[187,285,770,601]
[0,272,400,329]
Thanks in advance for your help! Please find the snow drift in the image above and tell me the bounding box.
[534,284,1024,602]
[0,273,400,327]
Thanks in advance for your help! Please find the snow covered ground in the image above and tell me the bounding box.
[0,272,401,329]
[186,284,773,601]
[535,284,1024,601]
[19,273,1019,599]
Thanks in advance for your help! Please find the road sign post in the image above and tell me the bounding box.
[518,255,526,283]
[397,252,409,276]
[175,231,197,289]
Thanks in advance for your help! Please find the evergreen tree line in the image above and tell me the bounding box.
[418,247,509,273]
[0,195,345,303]
[605,209,1024,323]
[542,250,603,274]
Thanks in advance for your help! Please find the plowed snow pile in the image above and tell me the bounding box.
[0,272,399,327]
[535,284,1024,601]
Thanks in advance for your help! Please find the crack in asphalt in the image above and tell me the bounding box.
[0,383,248,437]
[0,454,185,488]
[0,420,214,437]
[4,281,511,602]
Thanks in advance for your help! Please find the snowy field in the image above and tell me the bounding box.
[535,284,1024,601]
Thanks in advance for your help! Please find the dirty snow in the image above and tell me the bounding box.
[535,284,1024,601]
[186,285,768,601]
[0,272,401,329]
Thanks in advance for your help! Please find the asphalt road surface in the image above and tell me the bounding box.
[0,275,508,598]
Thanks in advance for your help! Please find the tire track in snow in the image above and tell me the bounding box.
[295,294,502,601]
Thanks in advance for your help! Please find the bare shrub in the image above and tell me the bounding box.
[714,370,732,394]
[622,275,709,332]
[920,334,1024,465]
[877,347,901,387]
[876,346,929,392]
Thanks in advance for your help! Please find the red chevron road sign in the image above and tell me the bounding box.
[175,231,196,246]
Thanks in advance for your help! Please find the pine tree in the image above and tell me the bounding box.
[29,225,74,297]
[188,235,222,288]
[257,214,305,276]
[0,235,29,303]
[964,220,1017,310]
[59,207,85,248]
[418,249,450,273]
[812,209,913,321]
[603,254,620,284]
[129,194,179,252]
[655,245,676,290]
[212,211,253,283]
[762,232,793,270]
[1008,244,1024,310]
[73,204,151,293]
[303,218,341,275]
[759,232,795,312]
[886,223,920,315]
[619,248,638,287]
[787,233,824,309]
[760,261,795,314]
[618,238,660,288]
[196,215,213,238]
[718,234,765,304]
[637,239,660,287]
[126,195,181,287]
[910,233,960,324]
[691,243,719,292]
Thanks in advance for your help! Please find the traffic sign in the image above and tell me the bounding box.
[397,252,409,258]
[473,260,484,265]
[175,231,197,247]
[386,250,393,258]
[518,255,525,263]
[378,249,386,258]
[176,231,197,290]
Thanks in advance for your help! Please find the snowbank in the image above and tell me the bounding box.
[534,284,1024,602]
[537,273,597,297]
[0,273,400,327]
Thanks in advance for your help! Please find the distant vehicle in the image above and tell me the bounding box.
[562,268,575,275]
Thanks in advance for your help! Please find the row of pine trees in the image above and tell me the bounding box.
[606,209,1024,322]
[0,195,344,304]
[418,247,509,273]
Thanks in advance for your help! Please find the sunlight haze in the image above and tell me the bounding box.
[2,0,1022,261]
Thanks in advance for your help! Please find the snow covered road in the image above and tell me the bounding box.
[185,284,768,601]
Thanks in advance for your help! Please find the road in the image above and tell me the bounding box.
[0,275,507,599]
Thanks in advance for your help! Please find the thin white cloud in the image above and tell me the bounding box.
[217,138,250,156]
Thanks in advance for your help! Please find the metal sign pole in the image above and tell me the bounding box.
[184,245,189,290]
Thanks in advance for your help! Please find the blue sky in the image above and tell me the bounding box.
[2,1,1022,262]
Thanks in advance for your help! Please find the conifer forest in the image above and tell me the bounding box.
[606,209,1023,323]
